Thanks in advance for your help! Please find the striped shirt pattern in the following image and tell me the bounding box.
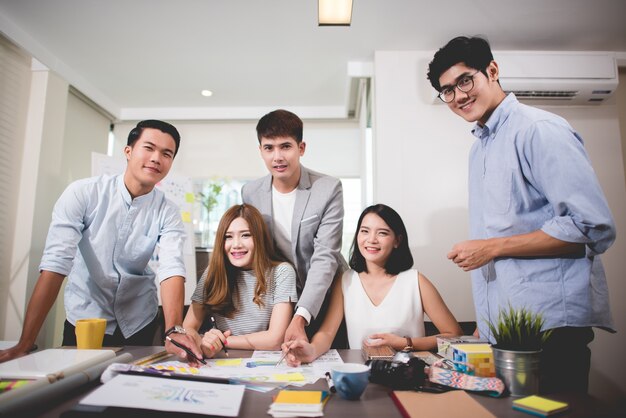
[191,262,298,335]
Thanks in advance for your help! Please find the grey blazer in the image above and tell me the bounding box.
[242,165,347,319]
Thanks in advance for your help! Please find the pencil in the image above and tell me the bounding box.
[133,350,171,366]
[275,341,294,367]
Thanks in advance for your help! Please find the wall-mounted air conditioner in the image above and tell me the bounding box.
[496,51,618,105]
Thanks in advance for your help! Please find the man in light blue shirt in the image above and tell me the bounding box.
[427,36,615,393]
[0,120,202,364]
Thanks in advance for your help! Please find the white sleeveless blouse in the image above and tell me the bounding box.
[342,269,425,349]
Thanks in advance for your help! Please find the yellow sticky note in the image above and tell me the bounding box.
[272,373,305,382]
[513,395,569,413]
[181,211,191,223]
[274,390,323,404]
[185,193,195,203]
[215,358,242,366]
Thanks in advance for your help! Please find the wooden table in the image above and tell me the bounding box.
[16,347,614,418]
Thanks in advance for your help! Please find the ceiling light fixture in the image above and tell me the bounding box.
[318,0,353,26]
[201,89,213,97]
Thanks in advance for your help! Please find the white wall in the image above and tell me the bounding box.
[46,91,111,347]
[373,51,476,321]
[19,68,70,349]
[373,50,626,401]
[619,67,626,188]
[113,119,361,181]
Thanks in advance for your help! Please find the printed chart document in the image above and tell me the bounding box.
[251,349,344,376]
[80,374,245,417]
[140,350,344,390]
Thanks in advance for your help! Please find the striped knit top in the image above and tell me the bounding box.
[191,262,298,335]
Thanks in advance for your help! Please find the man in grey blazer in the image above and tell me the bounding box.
[242,109,347,344]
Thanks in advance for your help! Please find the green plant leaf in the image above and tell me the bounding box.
[487,305,548,351]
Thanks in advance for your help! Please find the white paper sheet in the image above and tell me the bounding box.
[80,374,245,417]
[251,349,344,368]
[0,349,116,379]
[140,350,345,389]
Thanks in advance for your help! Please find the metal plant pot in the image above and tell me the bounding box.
[492,347,541,397]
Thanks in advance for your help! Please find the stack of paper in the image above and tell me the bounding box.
[268,390,329,417]
[512,395,569,416]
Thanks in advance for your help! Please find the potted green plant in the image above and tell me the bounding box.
[487,306,552,397]
[196,181,224,247]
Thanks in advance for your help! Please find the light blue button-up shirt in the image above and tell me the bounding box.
[39,174,186,338]
[468,94,615,342]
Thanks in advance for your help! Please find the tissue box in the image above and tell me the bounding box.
[448,343,495,377]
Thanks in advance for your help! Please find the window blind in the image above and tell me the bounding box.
[0,34,31,286]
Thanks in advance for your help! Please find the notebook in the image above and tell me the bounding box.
[512,395,569,416]
[0,349,116,379]
[390,390,497,418]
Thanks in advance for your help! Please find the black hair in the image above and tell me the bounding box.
[127,120,181,156]
[256,109,303,144]
[349,204,414,275]
[427,36,494,91]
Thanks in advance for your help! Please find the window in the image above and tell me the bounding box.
[192,178,245,248]
[192,177,362,262]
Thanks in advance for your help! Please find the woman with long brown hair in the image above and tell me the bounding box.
[182,204,297,361]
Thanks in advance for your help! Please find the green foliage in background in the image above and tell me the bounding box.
[196,181,223,215]
[487,305,552,351]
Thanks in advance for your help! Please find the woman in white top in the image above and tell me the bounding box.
[282,204,461,365]
[182,204,297,363]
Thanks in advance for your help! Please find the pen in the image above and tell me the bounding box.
[210,315,228,357]
[165,335,207,365]
[325,372,336,393]
[121,369,228,385]
[276,341,293,367]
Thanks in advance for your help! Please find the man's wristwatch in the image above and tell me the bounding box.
[164,325,186,338]
[402,336,414,351]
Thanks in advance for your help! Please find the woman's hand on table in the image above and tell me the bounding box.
[201,329,231,358]
[366,333,405,351]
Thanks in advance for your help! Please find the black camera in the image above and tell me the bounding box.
[366,356,427,390]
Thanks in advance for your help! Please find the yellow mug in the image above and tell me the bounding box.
[75,318,107,349]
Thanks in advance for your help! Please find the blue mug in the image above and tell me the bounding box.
[331,363,370,400]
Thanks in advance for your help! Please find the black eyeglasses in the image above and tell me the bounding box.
[438,71,481,103]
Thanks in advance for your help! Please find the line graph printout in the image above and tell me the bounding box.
[147,350,344,386]
[80,374,245,416]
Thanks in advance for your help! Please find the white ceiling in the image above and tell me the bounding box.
[1,0,625,120]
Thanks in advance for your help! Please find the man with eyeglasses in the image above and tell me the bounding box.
[427,36,615,394]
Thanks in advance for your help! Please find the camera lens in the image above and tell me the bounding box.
[367,357,426,390]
